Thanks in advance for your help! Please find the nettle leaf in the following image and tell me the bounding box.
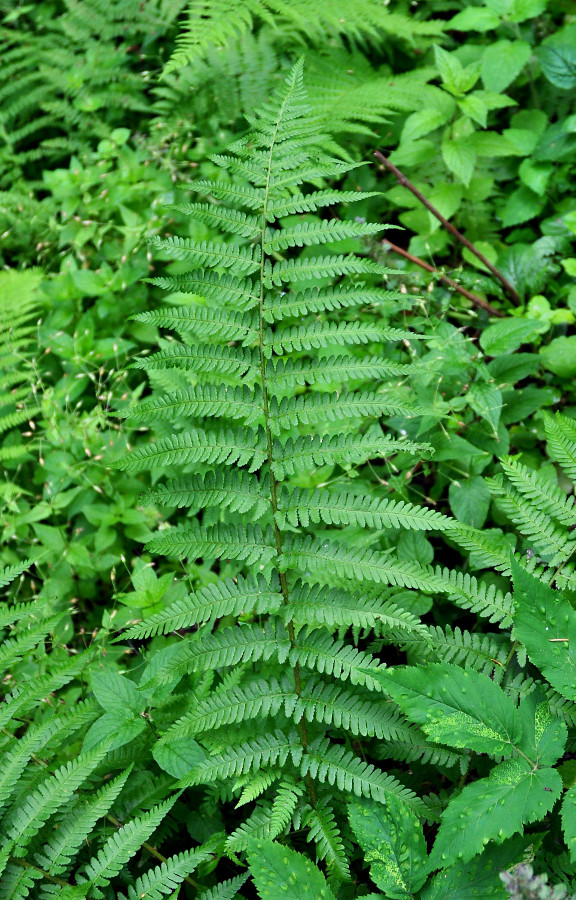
[561,784,576,862]
[449,476,491,529]
[481,40,532,93]
[369,663,522,757]
[348,796,427,899]
[421,836,529,899]
[512,558,576,701]
[247,840,337,900]
[429,758,562,868]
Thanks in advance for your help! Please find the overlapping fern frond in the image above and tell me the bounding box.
[112,59,456,868]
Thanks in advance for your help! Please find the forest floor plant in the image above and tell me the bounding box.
[2,0,576,897]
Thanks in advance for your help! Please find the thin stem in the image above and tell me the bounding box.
[374,150,520,305]
[381,239,504,318]
[255,101,316,804]
[10,857,71,887]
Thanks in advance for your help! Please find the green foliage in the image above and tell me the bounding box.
[4,0,576,895]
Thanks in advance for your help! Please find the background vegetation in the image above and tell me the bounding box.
[1,0,576,897]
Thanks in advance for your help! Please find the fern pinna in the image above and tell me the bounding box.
[112,60,461,876]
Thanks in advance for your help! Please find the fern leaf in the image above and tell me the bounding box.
[5,745,109,853]
[544,412,576,483]
[305,803,351,883]
[264,320,423,355]
[277,487,449,531]
[145,523,277,564]
[36,769,132,877]
[179,730,302,786]
[118,574,281,640]
[141,469,269,517]
[77,797,177,889]
[126,845,215,900]
[171,202,260,238]
[263,285,408,322]
[111,428,267,473]
[272,430,430,478]
[140,621,291,686]
[269,779,305,838]
[0,559,36,589]
[267,355,414,391]
[145,270,259,310]
[132,344,259,381]
[149,235,261,273]
[124,384,263,426]
[302,739,427,814]
[133,305,258,343]
[264,219,385,252]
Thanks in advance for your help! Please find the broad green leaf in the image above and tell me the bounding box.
[468,382,502,435]
[421,836,529,899]
[448,8,500,31]
[561,784,576,861]
[247,840,337,900]
[538,44,576,90]
[369,663,522,757]
[449,476,491,528]
[348,796,427,899]
[508,0,548,22]
[540,336,576,378]
[481,41,532,92]
[512,559,576,700]
[83,712,146,752]
[442,137,476,185]
[501,187,542,227]
[434,46,480,94]
[429,758,562,868]
[91,671,144,715]
[480,318,546,355]
[518,159,553,195]
[153,738,206,778]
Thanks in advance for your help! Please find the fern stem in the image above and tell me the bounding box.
[255,87,316,803]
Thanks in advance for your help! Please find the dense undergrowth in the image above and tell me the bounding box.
[1,0,576,897]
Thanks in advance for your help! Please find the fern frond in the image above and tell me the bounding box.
[132,344,259,381]
[5,745,109,853]
[124,384,263,427]
[118,574,281,640]
[149,235,262,273]
[145,270,259,310]
[269,779,305,837]
[302,739,427,813]
[272,430,430,478]
[544,412,576,482]
[0,559,36,590]
[77,797,177,889]
[285,582,428,636]
[111,428,267,473]
[263,320,421,355]
[264,219,385,252]
[305,802,351,883]
[267,355,414,391]
[140,621,291,686]
[142,470,269,517]
[146,523,277,564]
[277,487,449,531]
[179,730,302,786]
[126,845,214,900]
[132,305,258,343]
[35,769,132,876]
[263,285,408,322]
